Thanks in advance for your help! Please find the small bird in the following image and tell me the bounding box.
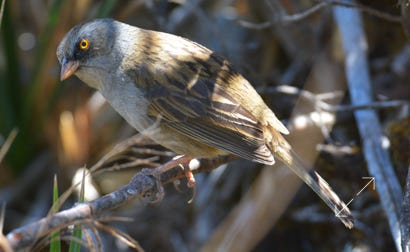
[57,18,354,228]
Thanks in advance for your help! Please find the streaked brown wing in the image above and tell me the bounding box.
[142,59,275,164]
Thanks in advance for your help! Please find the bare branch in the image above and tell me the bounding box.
[238,1,328,29]
[0,0,5,30]
[0,129,18,165]
[401,166,410,252]
[236,0,401,30]
[259,85,409,112]
[334,2,403,251]
[94,221,144,252]
[4,140,235,251]
[330,0,402,22]
[400,0,410,41]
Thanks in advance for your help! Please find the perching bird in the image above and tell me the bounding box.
[57,18,354,228]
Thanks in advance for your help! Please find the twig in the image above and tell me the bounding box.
[259,85,408,112]
[0,129,18,165]
[0,0,5,30]
[400,0,410,42]
[329,0,402,22]
[401,166,410,252]
[237,0,401,30]
[39,135,164,216]
[93,221,144,252]
[165,0,207,33]
[333,2,403,251]
[238,1,328,28]
[89,134,156,173]
[4,173,154,250]
[318,100,408,112]
[316,143,359,155]
[4,151,234,251]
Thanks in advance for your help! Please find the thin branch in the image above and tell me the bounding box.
[400,0,410,42]
[0,0,5,30]
[86,224,103,252]
[45,135,172,219]
[329,0,402,22]
[333,2,403,251]
[0,129,18,165]
[82,227,100,252]
[4,149,234,251]
[238,1,328,29]
[237,0,401,30]
[401,166,410,252]
[318,100,409,112]
[94,221,144,252]
[89,134,156,173]
[259,85,408,112]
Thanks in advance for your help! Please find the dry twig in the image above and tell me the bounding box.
[237,0,402,30]
[4,135,234,251]
[401,166,410,252]
[0,129,18,165]
[334,2,403,251]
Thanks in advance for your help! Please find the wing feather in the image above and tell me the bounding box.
[137,46,275,164]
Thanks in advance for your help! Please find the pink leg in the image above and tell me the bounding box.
[147,155,197,187]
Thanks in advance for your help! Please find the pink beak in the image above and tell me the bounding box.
[60,59,79,81]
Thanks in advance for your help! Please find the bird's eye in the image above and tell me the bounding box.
[79,38,90,50]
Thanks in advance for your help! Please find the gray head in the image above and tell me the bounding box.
[57,18,124,88]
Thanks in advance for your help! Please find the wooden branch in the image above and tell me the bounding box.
[333,2,403,251]
[400,0,410,41]
[401,166,410,252]
[5,172,156,251]
[4,145,235,251]
[237,0,402,30]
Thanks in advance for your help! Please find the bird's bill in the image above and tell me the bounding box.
[60,59,79,81]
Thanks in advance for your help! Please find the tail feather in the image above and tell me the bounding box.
[269,130,354,228]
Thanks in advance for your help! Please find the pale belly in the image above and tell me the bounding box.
[150,124,228,158]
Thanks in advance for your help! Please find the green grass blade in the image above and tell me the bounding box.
[23,0,66,125]
[0,0,21,132]
[50,175,61,252]
[68,169,87,252]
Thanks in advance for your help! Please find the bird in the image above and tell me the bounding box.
[57,18,354,228]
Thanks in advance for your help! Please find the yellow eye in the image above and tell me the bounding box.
[79,38,89,50]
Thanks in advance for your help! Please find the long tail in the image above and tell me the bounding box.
[270,133,354,228]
